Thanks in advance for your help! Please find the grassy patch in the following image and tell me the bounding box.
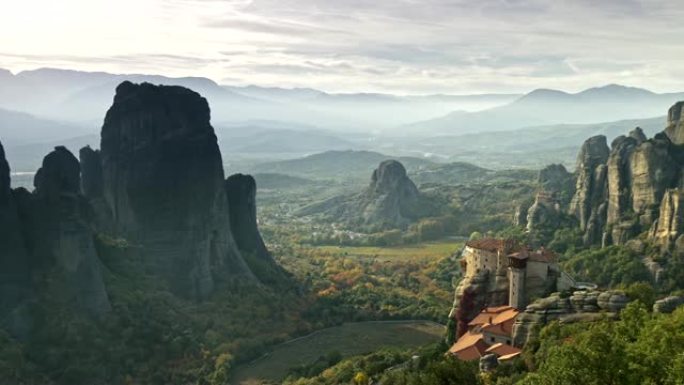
[230,321,444,384]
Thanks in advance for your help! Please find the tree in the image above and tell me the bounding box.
[354,371,369,385]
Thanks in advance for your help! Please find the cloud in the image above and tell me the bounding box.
[1,0,684,93]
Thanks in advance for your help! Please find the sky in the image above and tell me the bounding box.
[1,0,684,94]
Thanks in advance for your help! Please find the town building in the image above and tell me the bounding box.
[448,306,522,361]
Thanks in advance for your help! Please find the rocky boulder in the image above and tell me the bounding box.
[653,296,684,313]
[512,290,627,347]
[100,81,254,299]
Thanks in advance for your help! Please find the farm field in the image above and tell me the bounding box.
[230,321,445,384]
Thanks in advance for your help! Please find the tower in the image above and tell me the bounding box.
[508,253,528,310]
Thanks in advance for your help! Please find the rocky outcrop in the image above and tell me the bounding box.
[515,164,573,234]
[629,133,679,221]
[100,81,255,299]
[0,140,31,334]
[79,146,103,199]
[224,173,283,284]
[225,174,269,261]
[665,101,684,145]
[537,164,575,205]
[79,146,111,230]
[526,191,561,233]
[359,160,422,228]
[606,136,637,226]
[566,103,684,247]
[297,159,434,230]
[569,135,610,244]
[513,200,532,227]
[649,189,684,251]
[512,290,628,347]
[30,147,111,315]
[653,296,684,314]
[629,127,647,144]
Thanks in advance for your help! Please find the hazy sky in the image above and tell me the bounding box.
[1,0,683,94]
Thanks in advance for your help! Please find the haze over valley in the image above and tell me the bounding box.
[4,1,684,385]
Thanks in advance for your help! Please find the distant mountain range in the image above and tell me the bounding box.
[0,67,519,132]
[2,67,683,174]
[405,84,684,135]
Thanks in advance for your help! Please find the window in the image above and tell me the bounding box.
[490,337,495,343]
[507,340,512,345]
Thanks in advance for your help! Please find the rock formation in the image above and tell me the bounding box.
[79,146,112,230]
[359,160,422,228]
[296,159,434,230]
[225,174,269,261]
[512,290,629,347]
[29,147,111,315]
[515,164,573,234]
[569,135,610,245]
[649,189,684,252]
[537,164,575,204]
[224,173,283,284]
[565,103,684,248]
[653,296,684,314]
[526,191,562,233]
[665,101,684,145]
[99,81,255,298]
[0,140,31,334]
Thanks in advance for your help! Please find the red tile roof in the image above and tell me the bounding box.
[468,306,518,327]
[485,343,522,357]
[448,331,489,361]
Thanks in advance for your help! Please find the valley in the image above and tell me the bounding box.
[2,72,684,385]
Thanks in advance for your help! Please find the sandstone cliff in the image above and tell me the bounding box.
[665,101,684,145]
[568,135,610,245]
[99,81,256,298]
[566,102,684,249]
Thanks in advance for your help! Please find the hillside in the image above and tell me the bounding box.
[405,84,683,135]
[250,150,436,181]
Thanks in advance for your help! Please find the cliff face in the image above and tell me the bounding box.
[30,147,111,315]
[665,101,684,145]
[525,164,574,234]
[1,145,111,328]
[569,135,610,245]
[225,174,269,260]
[650,189,684,255]
[566,103,684,249]
[0,141,31,333]
[100,81,255,298]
